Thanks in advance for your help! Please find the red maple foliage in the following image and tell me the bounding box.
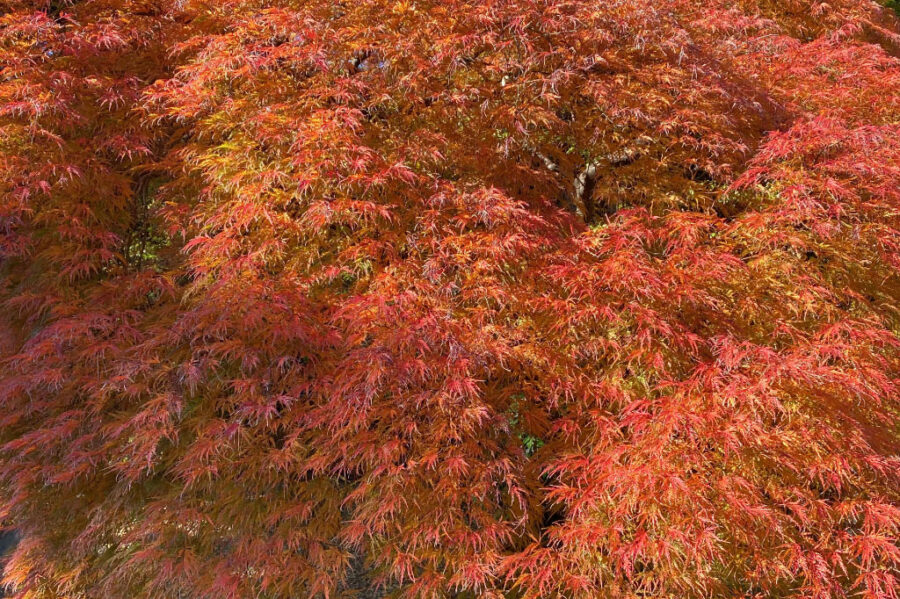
[1,0,899,597]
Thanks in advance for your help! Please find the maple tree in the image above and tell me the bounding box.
[1,0,900,597]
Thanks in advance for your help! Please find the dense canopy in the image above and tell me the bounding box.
[1,0,899,597]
